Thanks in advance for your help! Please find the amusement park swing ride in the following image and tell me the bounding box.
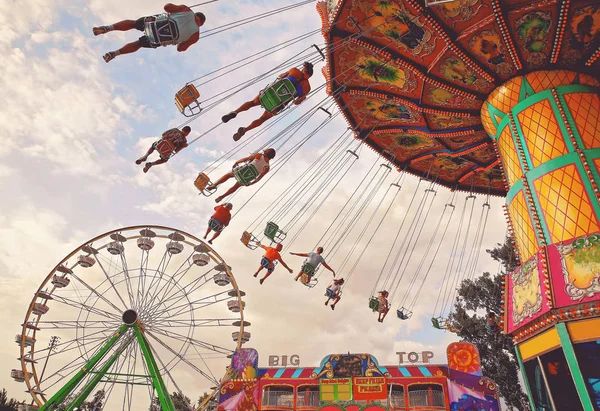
[11,0,600,409]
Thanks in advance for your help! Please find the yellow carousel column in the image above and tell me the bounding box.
[482,70,600,411]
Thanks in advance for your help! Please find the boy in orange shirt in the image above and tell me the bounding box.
[204,203,232,244]
[254,243,293,285]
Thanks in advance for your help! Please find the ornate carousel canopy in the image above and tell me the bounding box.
[318,0,600,195]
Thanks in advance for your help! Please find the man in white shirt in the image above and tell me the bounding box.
[289,247,335,281]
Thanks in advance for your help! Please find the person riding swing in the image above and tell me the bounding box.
[377,290,390,323]
[93,3,206,63]
[207,148,276,203]
[254,243,293,285]
[221,62,314,141]
[289,247,335,283]
[135,126,191,173]
[325,278,344,310]
[204,203,232,244]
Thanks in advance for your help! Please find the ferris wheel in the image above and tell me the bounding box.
[12,225,249,411]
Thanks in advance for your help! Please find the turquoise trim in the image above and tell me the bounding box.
[418,366,433,377]
[514,345,537,411]
[398,367,411,377]
[556,323,595,411]
[273,368,285,378]
[292,368,303,378]
[506,179,524,204]
[546,95,576,152]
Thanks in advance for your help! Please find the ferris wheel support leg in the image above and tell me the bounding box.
[66,335,133,411]
[39,324,129,411]
[133,324,176,411]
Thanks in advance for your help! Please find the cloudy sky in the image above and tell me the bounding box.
[1,0,508,406]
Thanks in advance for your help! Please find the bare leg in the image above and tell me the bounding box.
[332,296,341,306]
[104,40,142,63]
[325,298,330,305]
[211,172,234,188]
[204,226,211,239]
[245,111,274,133]
[209,231,222,243]
[111,20,138,31]
[118,40,143,56]
[234,97,261,114]
[260,270,273,284]
[143,158,167,173]
[215,182,241,203]
[136,144,156,164]
[253,266,263,277]
[294,270,302,281]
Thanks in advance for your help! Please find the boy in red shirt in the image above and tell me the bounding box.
[254,243,293,285]
[221,62,314,141]
[204,203,233,244]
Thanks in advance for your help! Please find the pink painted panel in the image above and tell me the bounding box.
[548,232,600,308]
[505,249,552,333]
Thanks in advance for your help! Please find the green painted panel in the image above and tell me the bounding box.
[556,323,595,411]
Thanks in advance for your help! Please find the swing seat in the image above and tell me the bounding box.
[260,256,276,270]
[369,297,380,312]
[233,162,260,186]
[240,231,260,250]
[396,307,413,320]
[431,317,448,330]
[194,173,216,197]
[299,273,318,288]
[259,78,297,113]
[144,14,179,47]
[175,84,202,117]
[156,139,177,160]
[264,221,286,243]
[301,262,317,276]
[208,218,224,232]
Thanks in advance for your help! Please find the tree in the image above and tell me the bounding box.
[79,389,105,411]
[448,236,531,411]
[0,388,20,411]
[150,392,194,411]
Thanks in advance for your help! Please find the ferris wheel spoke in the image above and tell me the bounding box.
[143,251,197,313]
[118,253,136,309]
[51,294,122,321]
[151,288,234,320]
[139,251,172,310]
[35,319,122,329]
[146,270,215,317]
[32,330,120,393]
[93,253,130,310]
[146,331,220,386]
[149,317,243,328]
[148,327,233,356]
[68,271,125,314]
[135,250,151,312]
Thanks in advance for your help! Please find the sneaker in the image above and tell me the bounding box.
[253,273,258,278]
[143,163,152,173]
[325,301,328,306]
[331,305,335,311]
[208,240,212,245]
[259,279,264,285]
[93,26,110,36]
[103,52,116,63]
[233,127,246,142]
[222,112,237,123]
[135,156,147,165]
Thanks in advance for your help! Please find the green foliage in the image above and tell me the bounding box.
[78,389,105,411]
[0,388,22,410]
[150,391,195,411]
[448,236,531,411]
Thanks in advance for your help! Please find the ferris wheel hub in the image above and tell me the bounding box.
[122,309,138,325]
